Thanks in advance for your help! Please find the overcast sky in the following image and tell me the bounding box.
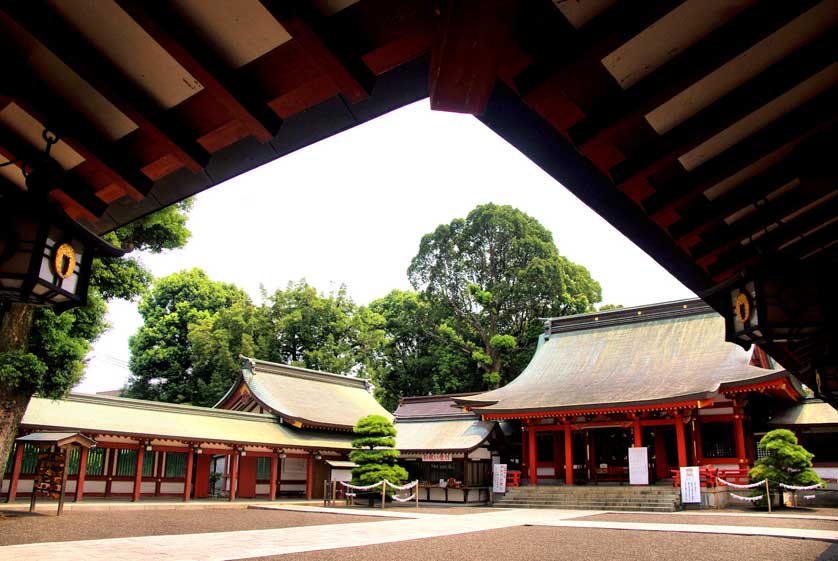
[76,99,695,393]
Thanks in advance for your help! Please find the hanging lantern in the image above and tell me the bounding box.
[722,266,827,349]
[0,199,122,313]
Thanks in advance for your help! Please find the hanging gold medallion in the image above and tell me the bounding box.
[735,292,752,323]
[54,243,76,279]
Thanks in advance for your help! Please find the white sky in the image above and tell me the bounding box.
[76,99,695,393]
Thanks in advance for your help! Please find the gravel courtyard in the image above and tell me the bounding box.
[246,525,837,561]
[0,508,395,546]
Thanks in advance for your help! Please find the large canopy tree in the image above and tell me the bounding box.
[125,268,252,405]
[407,203,601,388]
[0,201,191,468]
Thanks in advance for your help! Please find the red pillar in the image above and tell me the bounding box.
[734,409,747,467]
[633,418,643,448]
[675,417,688,467]
[183,449,194,502]
[527,427,537,485]
[269,454,278,500]
[74,447,88,502]
[305,455,314,499]
[5,443,24,503]
[132,445,145,502]
[564,425,573,485]
[229,452,239,501]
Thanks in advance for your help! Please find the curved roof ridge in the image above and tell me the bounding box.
[241,355,370,389]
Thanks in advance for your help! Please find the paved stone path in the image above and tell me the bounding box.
[1,507,835,561]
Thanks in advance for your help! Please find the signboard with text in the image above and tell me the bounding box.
[492,464,508,493]
[421,453,453,462]
[680,466,701,503]
[628,447,649,485]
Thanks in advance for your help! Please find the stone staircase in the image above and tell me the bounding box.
[494,485,682,512]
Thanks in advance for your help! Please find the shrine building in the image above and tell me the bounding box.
[3,299,835,504]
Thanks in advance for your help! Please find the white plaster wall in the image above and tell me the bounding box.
[282,458,306,480]
[83,480,106,493]
[111,481,133,493]
[141,482,155,493]
[280,483,305,491]
[160,482,184,494]
[537,467,556,476]
[256,484,270,494]
[66,480,76,493]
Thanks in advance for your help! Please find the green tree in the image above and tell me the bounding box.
[349,415,408,493]
[125,269,252,404]
[0,201,192,468]
[259,280,382,377]
[750,429,823,506]
[369,290,479,410]
[407,203,601,388]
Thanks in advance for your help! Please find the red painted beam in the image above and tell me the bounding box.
[564,425,573,485]
[183,449,194,502]
[527,427,537,486]
[5,443,24,503]
[269,454,278,501]
[429,0,516,115]
[229,453,239,502]
[305,455,314,499]
[132,445,145,502]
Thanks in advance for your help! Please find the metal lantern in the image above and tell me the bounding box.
[0,200,122,313]
[723,267,827,349]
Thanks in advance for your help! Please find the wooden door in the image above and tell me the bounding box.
[238,456,257,498]
[194,455,211,498]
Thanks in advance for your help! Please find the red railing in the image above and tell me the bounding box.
[506,470,521,488]
[671,466,750,488]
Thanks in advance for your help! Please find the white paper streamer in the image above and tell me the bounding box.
[390,493,417,502]
[779,482,822,491]
[730,493,764,502]
[385,480,418,490]
[803,494,816,500]
[717,477,766,489]
[339,481,384,491]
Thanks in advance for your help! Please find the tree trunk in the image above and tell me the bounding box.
[0,303,35,472]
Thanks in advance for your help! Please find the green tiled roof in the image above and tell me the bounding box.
[21,394,355,450]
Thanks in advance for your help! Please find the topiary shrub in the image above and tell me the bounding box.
[349,415,407,505]
[749,429,823,507]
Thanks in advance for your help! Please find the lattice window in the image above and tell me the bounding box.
[256,457,271,480]
[701,422,736,458]
[85,448,105,476]
[114,449,154,477]
[165,452,187,478]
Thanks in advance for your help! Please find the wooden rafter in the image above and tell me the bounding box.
[708,196,838,278]
[0,124,107,219]
[641,93,836,218]
[1,3,210,173]
[2,56,152,201]
[514,0,685,98]
[567,0,824,146]
[259,0,374,104]
[115,0,281,143]
[609,35,836,186]
[429,0,517,114]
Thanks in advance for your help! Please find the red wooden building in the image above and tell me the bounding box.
[455,299,807,486]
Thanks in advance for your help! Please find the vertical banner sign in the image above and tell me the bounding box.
[492,463,508,493]
[628,447,649,485]
[680,466,701,503]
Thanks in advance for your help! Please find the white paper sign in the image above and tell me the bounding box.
[492,464,508,493]
[680,466,701,503]
[421,453,453,462]
[628,447,649,485]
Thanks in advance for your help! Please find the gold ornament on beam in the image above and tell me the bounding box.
[53,243,76,279]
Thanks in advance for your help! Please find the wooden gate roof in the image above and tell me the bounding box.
[1,0,834,404]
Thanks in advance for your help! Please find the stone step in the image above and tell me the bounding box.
[496,502,679,512]
[495,499,679,507]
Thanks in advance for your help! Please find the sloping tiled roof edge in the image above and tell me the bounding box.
[544,298,712,335]
[242,356,372,390]
[65,392,280,424]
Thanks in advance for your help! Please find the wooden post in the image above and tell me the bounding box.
[269,453,278,501]
[305,455,314,500]
[527,426,537,486]
[381,481,386,509]
[132,444,145,502]
[585,430,591,481]
[734,408,747,467]
[633,417,643,448]
[6,442,24,503]
[564,424,573,485]
[415,481,419,510]
[104,449,113,498]
[183,448,194,502]
[74,447,88,502]
[675,416,688,468]
[229,452,238,501]
[765,479,772,513]
[57,447,69,516]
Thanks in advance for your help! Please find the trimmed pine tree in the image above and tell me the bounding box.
[350,415,408,487]
[750,429,823,507]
